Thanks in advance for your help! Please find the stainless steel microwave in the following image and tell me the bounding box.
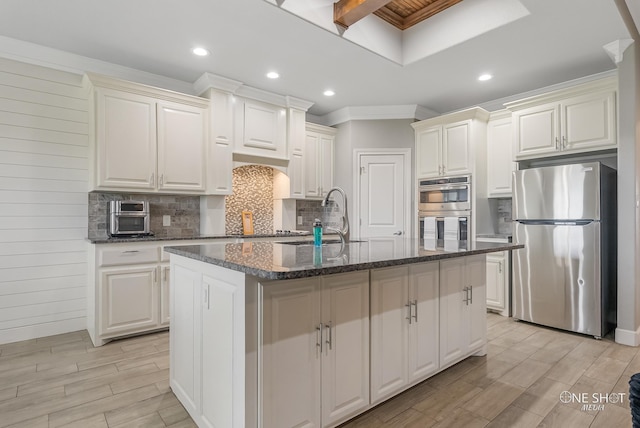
[108,200,151,237]
[418,175,471,212]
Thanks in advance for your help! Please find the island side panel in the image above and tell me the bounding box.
[169,254,246,428]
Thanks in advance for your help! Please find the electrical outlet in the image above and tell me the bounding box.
[297,215,303,225]
[163,215,171,226]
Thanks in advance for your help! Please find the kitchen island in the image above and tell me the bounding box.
[164,238,522,428]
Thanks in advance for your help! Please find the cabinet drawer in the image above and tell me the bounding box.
[99,246,159,267]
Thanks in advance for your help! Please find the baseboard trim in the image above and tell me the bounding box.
[615,326,640,346]
[0,318,86,346]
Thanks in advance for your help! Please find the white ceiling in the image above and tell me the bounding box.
[0,0,632,118]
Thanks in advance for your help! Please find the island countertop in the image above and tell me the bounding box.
[164,238,523,280]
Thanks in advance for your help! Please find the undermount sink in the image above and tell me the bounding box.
[277,239,366,246]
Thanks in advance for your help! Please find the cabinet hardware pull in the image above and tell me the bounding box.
[498,261,502,273]
[316,323,323,354]
[412,300,418,322]
[122,250,139,254]
[555,137,559,150]
[160,174,164,186]
[469,285,473,304]
[203,285,209,309]
[150,173,155,186]
[462,286,468,305]
[405,302,412,324]
[325,321,332,351]
[562,136,567,149]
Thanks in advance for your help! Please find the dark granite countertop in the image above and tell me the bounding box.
[87,232,311,244]
[164,238,524,280]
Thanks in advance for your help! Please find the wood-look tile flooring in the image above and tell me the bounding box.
[0,330,193,428]
[0,314,637,427]
[342,314,636,428]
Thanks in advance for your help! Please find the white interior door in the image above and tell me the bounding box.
[358,153,408,238]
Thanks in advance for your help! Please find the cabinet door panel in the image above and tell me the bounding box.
[321,271,370,427]
[208,90,234,194]
[443,122,470,175]
[262,279,321,428]
[487,117,514,196]
[408,262,439,382]
[563,91,616,152]
[416,128,441,178]
[289,150,305,198]
[157,102,206,191]
[160,264,171,326]
[320,135,334,197]
[467,255,487,351]
[100,266,158,336]
[305,132,321,197]
[370,267,409,403]
[96,89,156,189]
[439,259,466,367]
[486,254,505,312]
[514,103,559,159]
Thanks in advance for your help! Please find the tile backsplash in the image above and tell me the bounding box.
[496,198,512,235]
[296,199,343,232]
[88,192,200,239]
[225,165,274,235]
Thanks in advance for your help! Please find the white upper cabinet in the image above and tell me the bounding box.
[486,111,514,197]
[305,123,336,199]
[235,98,287,159]
[156,101,206,192]
[203,88,234,195]
[95,88,157,190]
[287,109,307,199]
[86,73,209,194]
[507,76,617,161]
[413,107,489,179]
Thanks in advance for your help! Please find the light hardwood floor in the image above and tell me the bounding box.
[0,314,636,427]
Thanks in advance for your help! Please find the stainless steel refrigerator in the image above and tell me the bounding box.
[512,162,616,338]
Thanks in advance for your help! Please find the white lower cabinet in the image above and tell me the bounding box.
[160,263,171,326]
[261,271,370,428]
[439,255,487,368]
[486,252,508,316]
[99,266,159,336]
[370,262,439,404]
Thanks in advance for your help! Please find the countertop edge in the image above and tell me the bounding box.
[165,243,524,280]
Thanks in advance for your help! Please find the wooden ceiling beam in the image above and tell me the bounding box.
[334,0,395,29]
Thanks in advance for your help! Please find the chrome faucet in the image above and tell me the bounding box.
[321,187,350,245]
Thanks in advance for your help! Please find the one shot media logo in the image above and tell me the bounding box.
[559,391,626,412]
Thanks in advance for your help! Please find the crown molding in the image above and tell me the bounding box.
[0,35,196,95]
[193,72,243,95]
[321,104,439,126]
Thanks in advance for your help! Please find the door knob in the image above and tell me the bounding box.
[393,231,403,235]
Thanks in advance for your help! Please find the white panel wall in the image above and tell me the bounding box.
[0,57,88,344]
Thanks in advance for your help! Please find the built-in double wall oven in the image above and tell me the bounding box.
[418,175,471,241]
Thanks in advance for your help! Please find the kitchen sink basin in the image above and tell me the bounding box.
[277,239,366,246]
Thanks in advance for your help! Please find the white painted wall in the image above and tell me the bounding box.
[0,57,88,344]
[333,119,415,237]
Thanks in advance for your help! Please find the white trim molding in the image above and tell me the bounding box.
[603,39,635,65]
[615,326,640,347]
[323,105,439,126]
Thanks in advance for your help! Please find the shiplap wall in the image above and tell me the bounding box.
[0,57,88,344]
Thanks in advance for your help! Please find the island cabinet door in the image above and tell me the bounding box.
[370,266,410,404]
[439,256,487,369]
[407,262,439,383]
[320,271,370,428]
[261,278,322,428]
[439,259,468,368]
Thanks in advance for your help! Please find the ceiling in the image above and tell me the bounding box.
[0,0,633,119]
[374,0,464,30]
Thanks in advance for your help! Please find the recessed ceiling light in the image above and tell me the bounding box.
[323,90,335,97]
[266,71,280,79]
[478,73,493,81]
[192,47,209,57]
